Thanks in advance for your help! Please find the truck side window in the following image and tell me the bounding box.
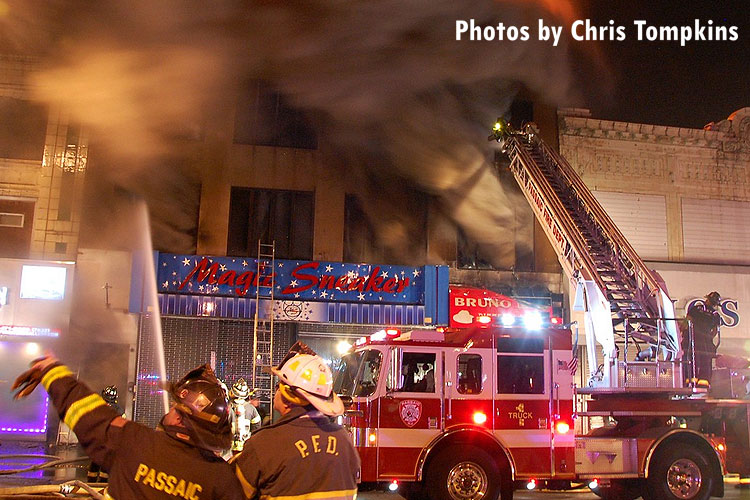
[400,352,436,393]
[457,354,482,394]
[497,355,544,394]
[354,350,382,397]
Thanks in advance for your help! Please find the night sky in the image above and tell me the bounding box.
[571,1,750,128]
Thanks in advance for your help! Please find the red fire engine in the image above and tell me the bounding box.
[331,122,750,500]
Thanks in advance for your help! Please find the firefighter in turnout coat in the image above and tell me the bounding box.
[231,342,360,500]
[13,355,243,500]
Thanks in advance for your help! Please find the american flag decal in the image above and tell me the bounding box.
[557,357,578,375]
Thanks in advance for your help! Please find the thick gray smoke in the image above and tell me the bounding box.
[1,0,584,265]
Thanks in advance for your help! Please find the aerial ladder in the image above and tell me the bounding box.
[489,120,683,389]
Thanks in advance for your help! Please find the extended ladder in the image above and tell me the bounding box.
[490,121,680,388]
[252,241,276,406]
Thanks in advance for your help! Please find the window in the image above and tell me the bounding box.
[355,350,383,397]
[227,187,313,260]
[344,194,381,263]
[333,350,382,398]
[497,355,544,394]
[497,337,544,394]
[344,193,428,265]
[20,265,67,300]
[0,213,24,228]
[234,80,318,149]
[0,97,47,160]
[397,352,436,393]
[457,354,482,394]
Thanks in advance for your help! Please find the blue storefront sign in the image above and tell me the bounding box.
[132,253,449,326]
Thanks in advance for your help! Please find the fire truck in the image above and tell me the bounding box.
[332,121,750,500]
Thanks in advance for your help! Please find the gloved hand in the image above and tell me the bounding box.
[11,355,59,400]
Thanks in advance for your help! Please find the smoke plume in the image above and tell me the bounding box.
[1,0,587,264]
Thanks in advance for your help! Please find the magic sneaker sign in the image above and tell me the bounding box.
[158,254,425,305]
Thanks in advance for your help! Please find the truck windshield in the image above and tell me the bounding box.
[333,349,382,397]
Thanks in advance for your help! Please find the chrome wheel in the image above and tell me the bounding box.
[666,458,702,499]
[446,461,489,499]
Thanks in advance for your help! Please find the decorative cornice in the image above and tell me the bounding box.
[558,108,750,156]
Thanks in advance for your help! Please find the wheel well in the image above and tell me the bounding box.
[419,429,514,481]
[646,431,724,498]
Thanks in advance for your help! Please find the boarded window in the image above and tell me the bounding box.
[233,80,318,149]
[682,198,750,264]
[0,97,47,160]
[227,187,314,260]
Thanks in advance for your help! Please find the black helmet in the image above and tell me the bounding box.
[706,291,721,307]
[102,385,118,405]
[167,364,232,452]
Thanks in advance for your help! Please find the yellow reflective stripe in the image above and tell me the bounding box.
[236,466,257,499]
[103,488,116,500]
[41,366,73,391]
[251,415,262,424]
[263,488,358,500]
[64,394,107,430]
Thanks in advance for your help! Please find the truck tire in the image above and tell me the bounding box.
[592,479,642,500]
[645,445,713,500]
[425,446,511,500]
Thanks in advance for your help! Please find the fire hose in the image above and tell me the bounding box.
[0,454,103,499]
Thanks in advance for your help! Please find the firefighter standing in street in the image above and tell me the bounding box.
[229,378,262,453]
[12,355,244,500]
[88,385,126,483]
[686,291,722,385]
[231,342,359,500]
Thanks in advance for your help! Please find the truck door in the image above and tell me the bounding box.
[548,329,576,478]
[376,347,443,479]
[494,336,553,478]
[443,348,494,430]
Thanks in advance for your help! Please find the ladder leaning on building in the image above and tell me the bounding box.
[252,240,276,409]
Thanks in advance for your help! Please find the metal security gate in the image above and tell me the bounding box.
[134,315,293,428]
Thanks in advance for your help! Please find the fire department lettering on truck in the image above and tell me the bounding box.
[508,403,533,426]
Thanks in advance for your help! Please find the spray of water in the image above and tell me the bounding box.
[137,200,170,414]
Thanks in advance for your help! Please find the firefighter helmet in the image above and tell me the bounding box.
[706,291,721,307]
[167,364,232,452]
[271,342,343,417]
[101,385,118,405]
[230,378,255,400]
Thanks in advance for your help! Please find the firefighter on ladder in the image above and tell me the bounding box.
[13,355,243,500]
[231,342,360,500]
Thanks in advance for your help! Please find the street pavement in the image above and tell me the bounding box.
[359,477,750,500]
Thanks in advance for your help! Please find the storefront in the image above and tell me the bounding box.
[132,253,450,426]
[652,262,749,353]
[0,258,74,441]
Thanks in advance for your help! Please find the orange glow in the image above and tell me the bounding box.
[473,412,488,424]
[717,443,725,451]
[555,421,570,434]
[368,433,377,443]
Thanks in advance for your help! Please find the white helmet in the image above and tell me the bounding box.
[272,346,343,417]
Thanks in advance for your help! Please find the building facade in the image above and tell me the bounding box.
[559,107,750,355]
